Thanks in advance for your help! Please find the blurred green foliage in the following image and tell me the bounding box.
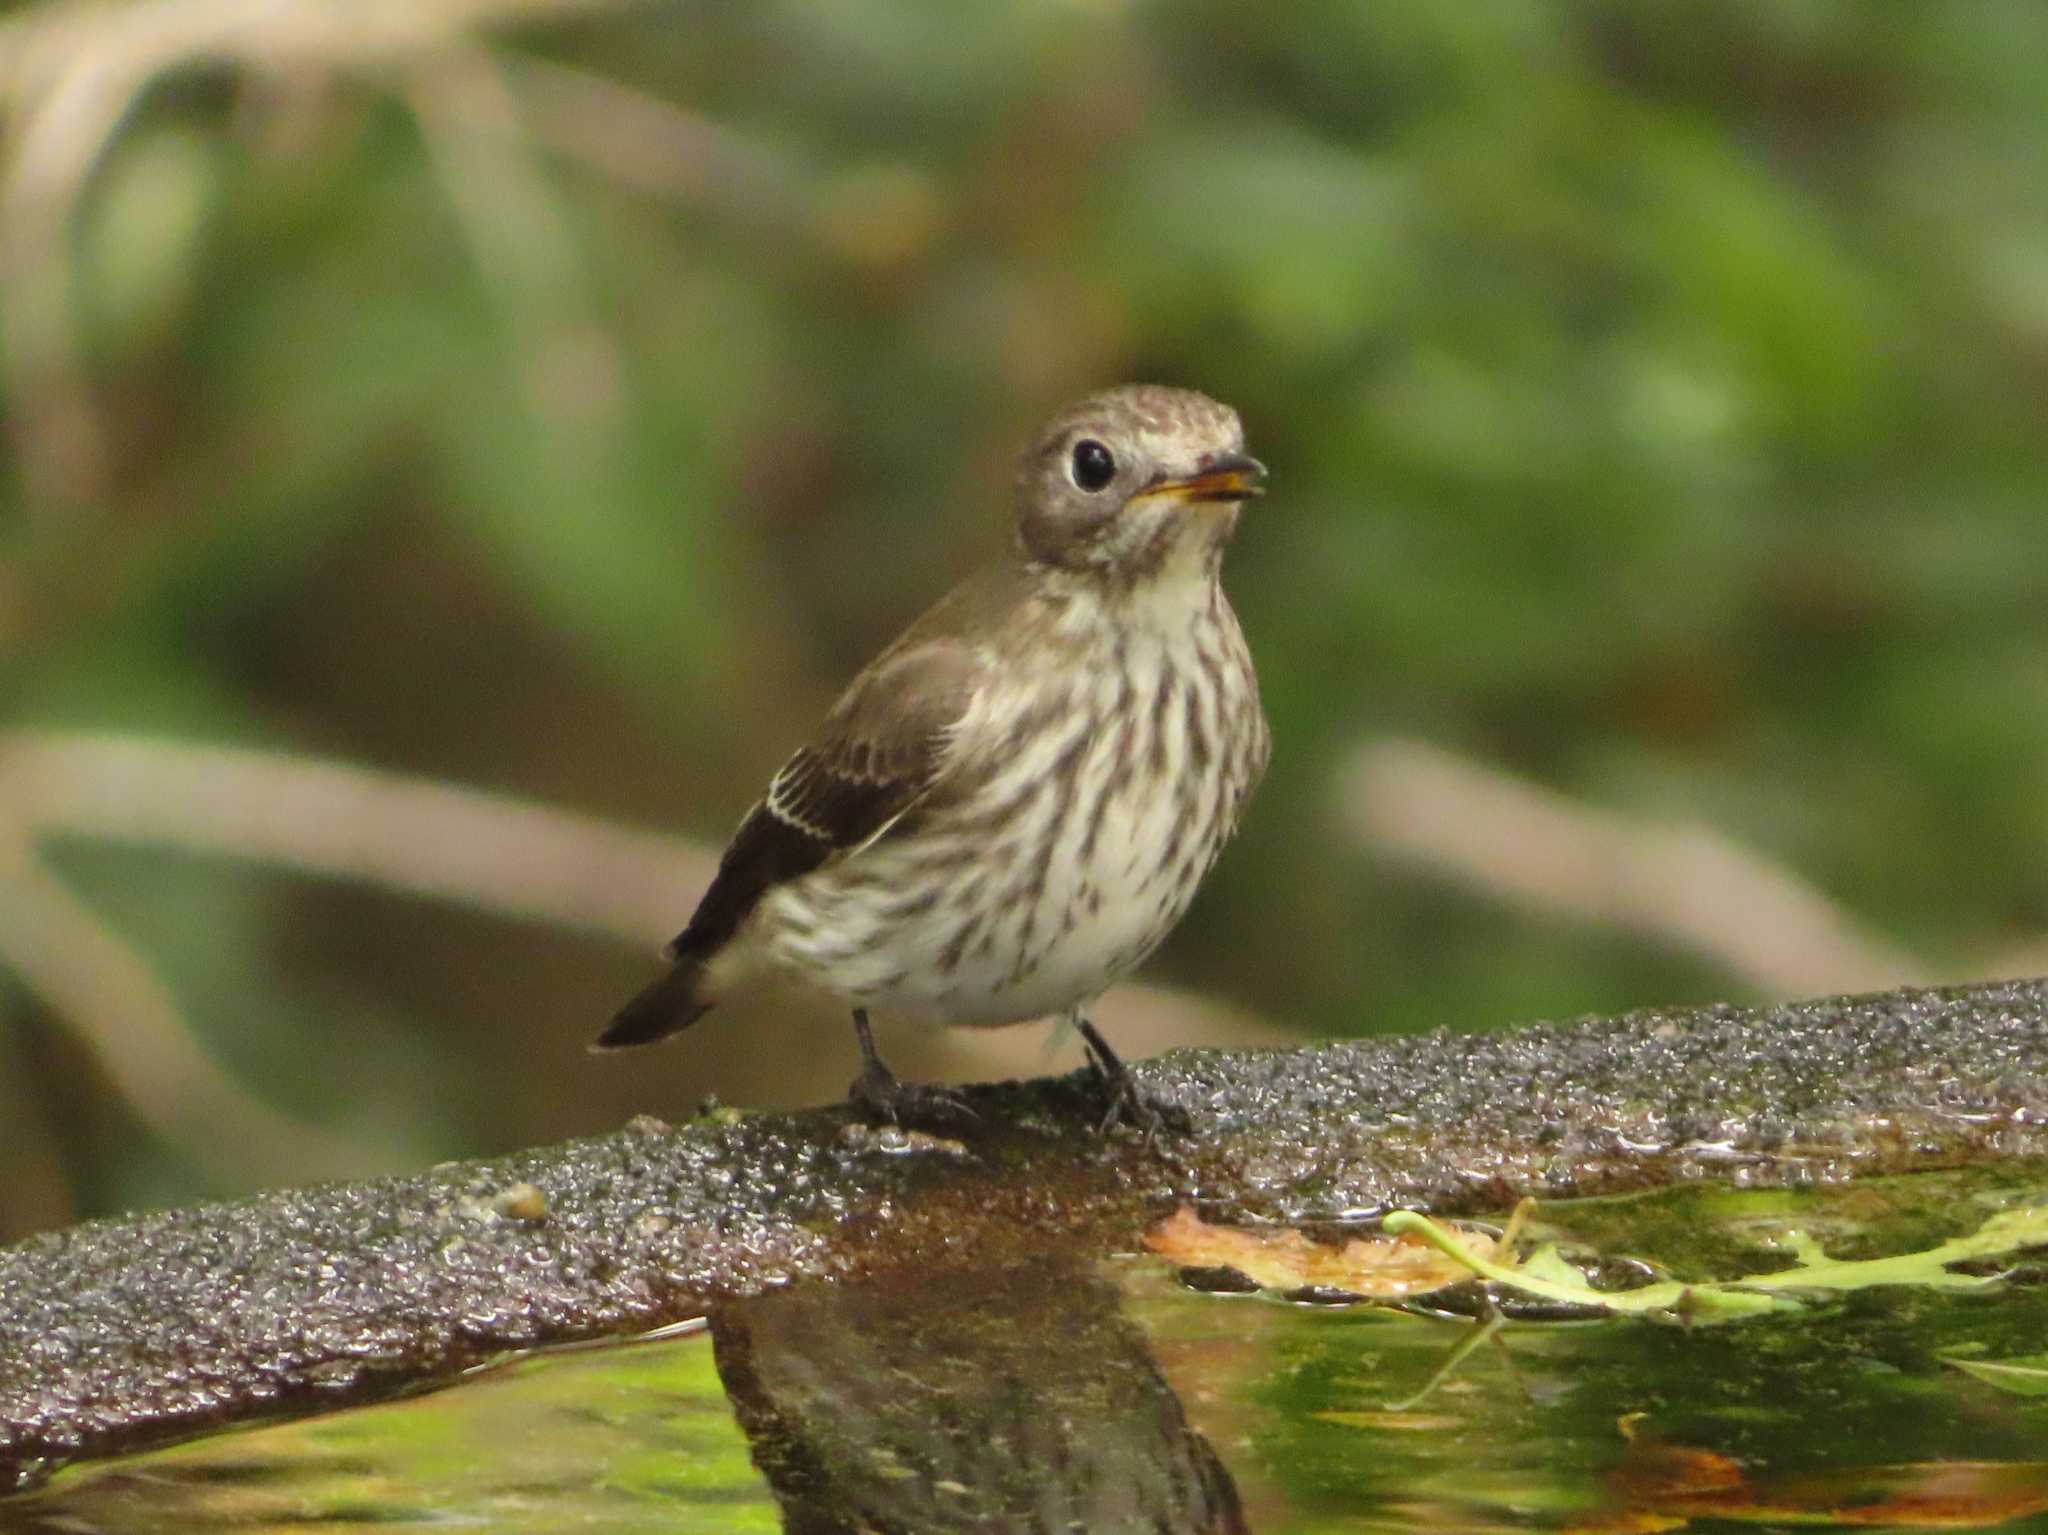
[4,0,2047,1233]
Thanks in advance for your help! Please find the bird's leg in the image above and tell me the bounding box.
[1071,1012,1191,1138]
[847,1009,976,1127]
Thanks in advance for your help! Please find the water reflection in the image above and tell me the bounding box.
[708,1260,1249,1534]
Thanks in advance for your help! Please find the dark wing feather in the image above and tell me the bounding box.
[674,636,979,958]
[596,639,979,1049]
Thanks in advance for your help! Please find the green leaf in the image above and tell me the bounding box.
[1381,1202,2048,1325]
[1943,1353,2048,1397]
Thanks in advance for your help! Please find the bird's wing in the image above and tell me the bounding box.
[665,638,980,962]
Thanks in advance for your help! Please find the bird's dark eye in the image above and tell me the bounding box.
[1069,438,1116,492]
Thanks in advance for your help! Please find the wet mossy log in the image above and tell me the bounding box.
[6,977,2048,1491]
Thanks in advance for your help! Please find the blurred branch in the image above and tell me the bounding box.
[401,41,641,451]
[0,734,1302,1049]
[0,0,623,89]
[0,8,138,515]
[405,45,582,315]
[0,826,364,1184]
[0,730,714,946]
[498,53,806,221]
[0,729,712,1184]
[0,0,627,519]
[1342,737,1928,996]
[0,732,1269,1170]
[941,982,1294,1081]
[0,1003,75,1236]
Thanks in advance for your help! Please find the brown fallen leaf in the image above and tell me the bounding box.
[1144,1205,1498,1298]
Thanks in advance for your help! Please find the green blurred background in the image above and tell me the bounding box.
[3,0,2045,1239]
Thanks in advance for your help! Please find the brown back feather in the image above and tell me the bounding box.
[596,634,982,1048]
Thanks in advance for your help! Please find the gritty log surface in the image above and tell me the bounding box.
[5,977,2048,1492]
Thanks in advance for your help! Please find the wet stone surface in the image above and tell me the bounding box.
[1158,977,2048,1217]
[4,976,2047,1493]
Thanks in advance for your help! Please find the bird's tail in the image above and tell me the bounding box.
[593,956,715,1050]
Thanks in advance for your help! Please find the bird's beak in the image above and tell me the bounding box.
[1148,452,1267,505]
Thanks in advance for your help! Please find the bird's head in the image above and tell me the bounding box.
[1014,385,1264,584]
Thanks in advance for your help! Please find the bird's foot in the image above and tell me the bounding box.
[1074,1015,1192,1141]
[848,1058,978,1128]
[846,1007,977,1128]
[1091,1068,1193,1141]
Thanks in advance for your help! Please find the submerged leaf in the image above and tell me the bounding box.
[1942,1353,2048,1397]
[1144,1205,1496,1299]
[1380,1201,2048,1324]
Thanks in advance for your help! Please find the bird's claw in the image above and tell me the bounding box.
[849,1060,978,1128]
[1073,1015,1191,1142]
[1093,1073,1194,1142]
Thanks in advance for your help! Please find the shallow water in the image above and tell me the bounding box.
[6,1165,2048,1533]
